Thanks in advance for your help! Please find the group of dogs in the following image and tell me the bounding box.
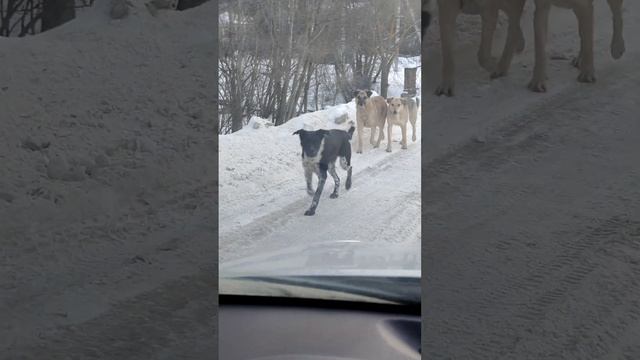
[293,91,420,216]
[291,0,627,216]
[422,0,626,96]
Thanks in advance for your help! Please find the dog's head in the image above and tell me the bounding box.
[353,89,373,107]
[293,129,327,158]
[386,97,408,115]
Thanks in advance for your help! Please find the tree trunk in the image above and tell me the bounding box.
[230,97,243,133]
[41,0,75,32]
[301,61,313,114]
[314,67,320,111]
[380,58,393,98]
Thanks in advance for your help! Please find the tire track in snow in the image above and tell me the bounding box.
[221,138,421,262]
[423,53,640,359]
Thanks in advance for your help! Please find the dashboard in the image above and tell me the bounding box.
[219,295,421,360]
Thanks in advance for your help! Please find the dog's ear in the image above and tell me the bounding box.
[401,98,408,106]
[386,97,392,104]
[292,129,302,135]
[353,90,359,98]
[366,90,373,97]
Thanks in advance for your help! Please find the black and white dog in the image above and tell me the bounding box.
[293,125,355,216]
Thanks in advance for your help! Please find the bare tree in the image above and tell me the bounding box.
[370,0,417,98]
[218,0,419,133]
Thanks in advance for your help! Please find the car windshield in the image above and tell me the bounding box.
[218,1,422,304]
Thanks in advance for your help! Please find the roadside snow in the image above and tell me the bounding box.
[1,1,217,356]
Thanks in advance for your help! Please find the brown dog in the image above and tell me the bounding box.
[353,90,387,154]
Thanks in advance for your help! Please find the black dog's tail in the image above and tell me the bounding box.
[347,125,355,140]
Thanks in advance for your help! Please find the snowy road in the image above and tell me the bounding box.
[220,121,422,263]
[423,2,640,358]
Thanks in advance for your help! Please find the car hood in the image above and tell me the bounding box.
[219,240,420,305]
[220,240,420,278]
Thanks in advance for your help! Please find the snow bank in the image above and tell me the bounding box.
[0,1,216,263]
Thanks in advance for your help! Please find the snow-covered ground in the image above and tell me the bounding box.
[219,59,422,262]
[423,2,640,358]
[1,1,217,358]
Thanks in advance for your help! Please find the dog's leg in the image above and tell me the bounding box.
[304,164,314,196]
[436,0,458,96]
[356,121,364,153]
[386,121,393,152]
[340,147,353,190]
[491,0,526,79]
[369,126,376,146]
[329,163,340,199]
[528,0,551,92]
[401,123,408,150]
[478,2,499,73]
[572,48,583,69]
[571,5,586,70]
[375,123,385,148]
[343,152,352,190]
[410,110,417,142]
[607,0,625,59]
[305,163,328,216]
[574,2,595,83]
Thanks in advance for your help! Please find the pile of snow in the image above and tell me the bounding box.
[0,0,216,288]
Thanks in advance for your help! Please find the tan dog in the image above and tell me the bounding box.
[436,0,527,96]
[353,90,387,154]
[385,97,419,152]
[528,0,625,92]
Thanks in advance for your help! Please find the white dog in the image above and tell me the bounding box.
[385,97,419,152]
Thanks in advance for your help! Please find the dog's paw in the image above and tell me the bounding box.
[401,145,408,150]
[412,135,417,142]
[571,55,581,69]
[306,189,314,196]
[490,66,508,79]
[386,148,392,153]
[478,54,498,73]
[330,193,338,199]
[435,83,454,97]
[527,77,547,93]
[304,209,315,216]
[577,70,596,83]
[611,39,625,60]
